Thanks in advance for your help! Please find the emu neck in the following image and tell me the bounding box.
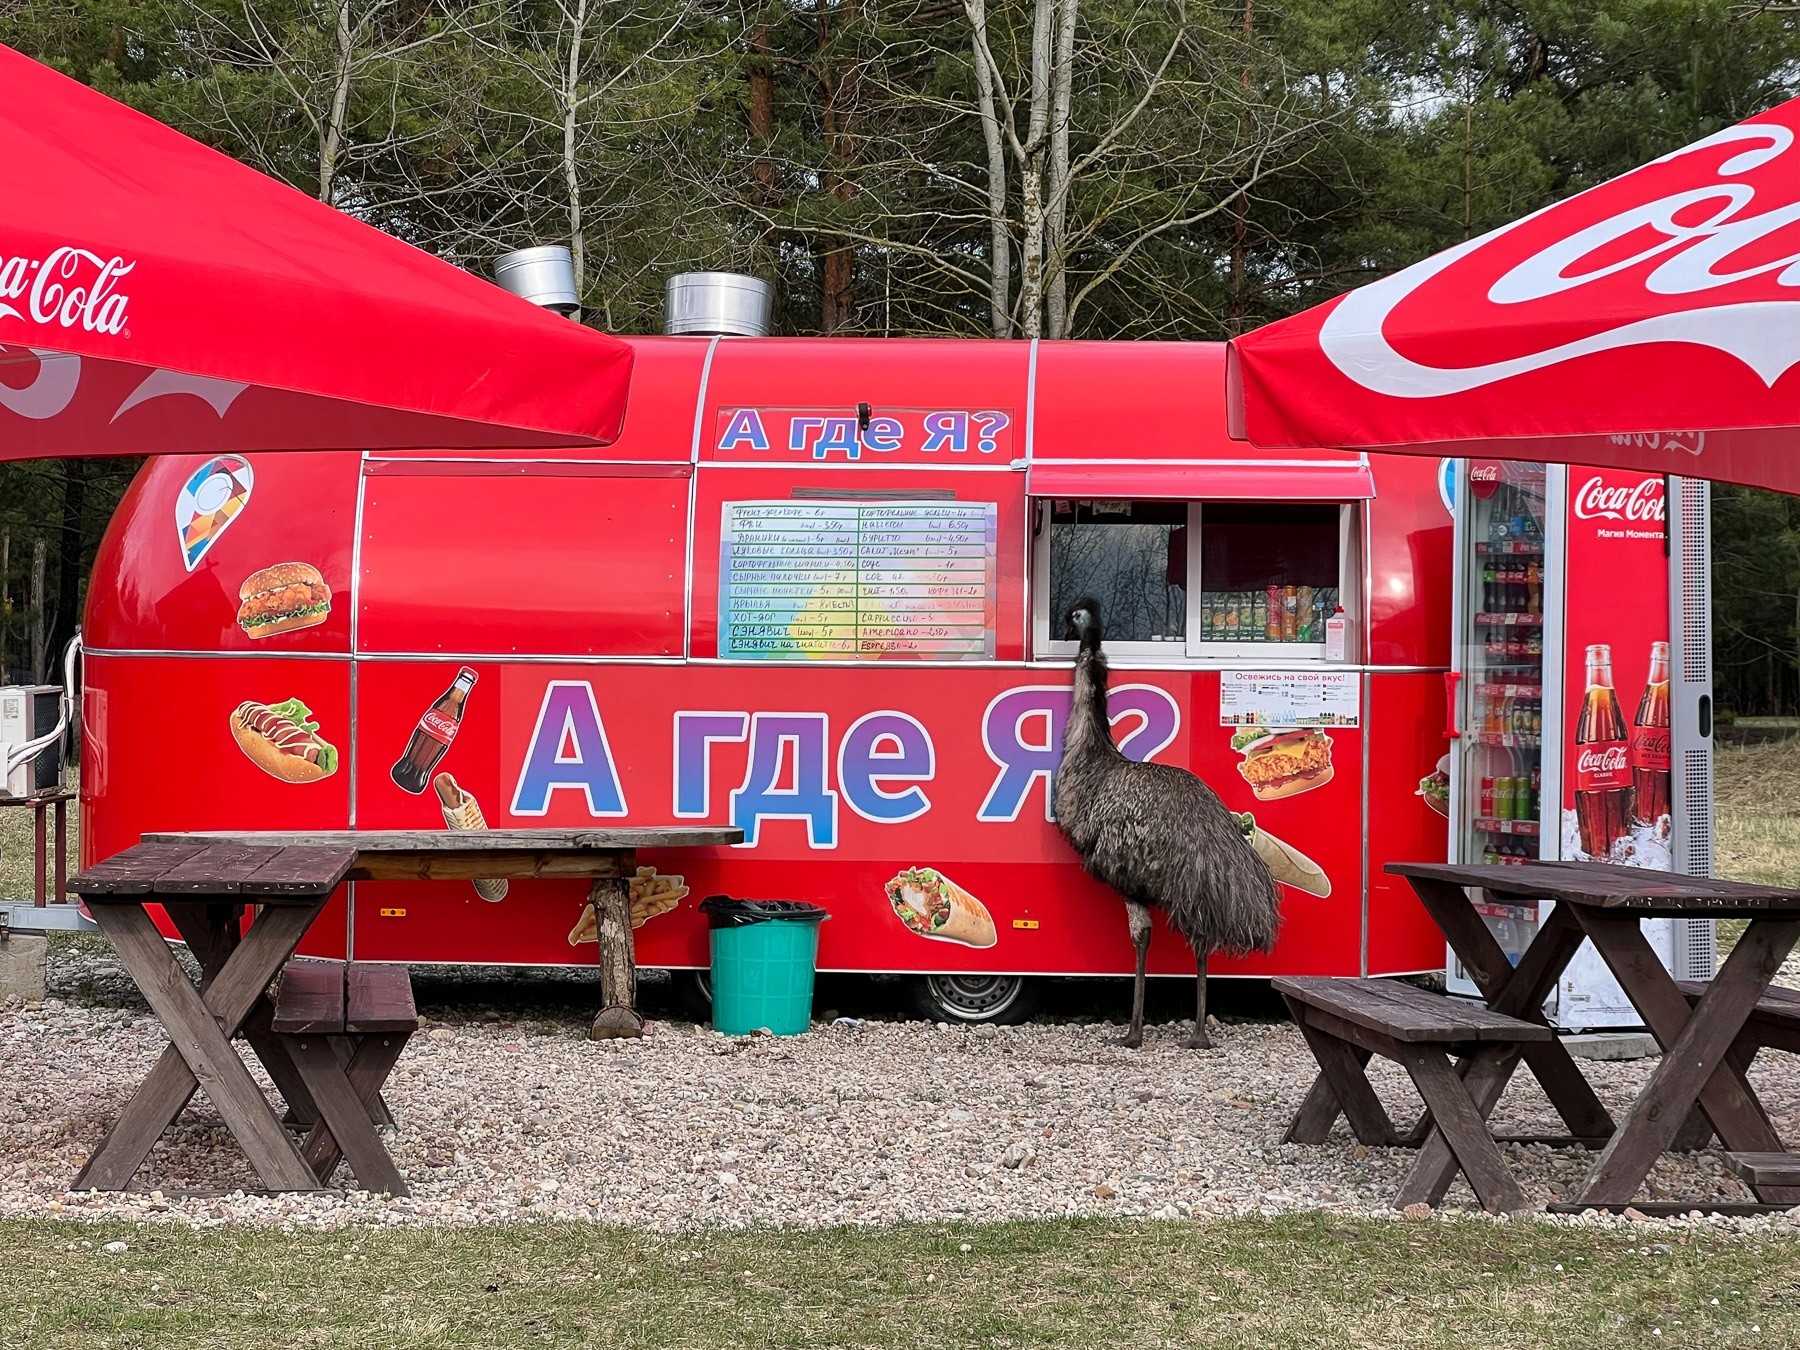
[1065,647,1122,761]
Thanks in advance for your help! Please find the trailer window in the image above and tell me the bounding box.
[1045,499,1188,645]
[1035,499,1355,659]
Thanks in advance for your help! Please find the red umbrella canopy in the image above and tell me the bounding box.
[1228,96,1800,492]
[0,45,632,460]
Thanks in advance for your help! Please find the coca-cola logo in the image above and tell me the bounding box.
[1317,121,1800,395]
[1608,431,1705,457]
[0,246,133,335]
[1574,476,1666,523]
[1577,745,1629,775]
[421,709,459,742]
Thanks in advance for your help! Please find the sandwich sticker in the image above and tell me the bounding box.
[885,867,997,947]
[237,562,332,638]
[1417,755,1450,818]
[1234,811,1329,897]
[229,697,338,783]
[1230,726,1335,801]
[434,773,507,902]
[175,455,253,571]
[568,867,689,944]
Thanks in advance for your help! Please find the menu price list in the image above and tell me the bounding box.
[720,500,998,660]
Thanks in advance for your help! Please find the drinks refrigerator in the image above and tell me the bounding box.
[1445,460,1716,1029]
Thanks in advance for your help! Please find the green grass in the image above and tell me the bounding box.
[0,773,77,903]
[4,1213,1798,1350]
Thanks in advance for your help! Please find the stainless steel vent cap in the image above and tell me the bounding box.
[665,272,772,337]
[493,246,579,316]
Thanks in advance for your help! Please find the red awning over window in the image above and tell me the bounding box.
[1025,459,1376,501]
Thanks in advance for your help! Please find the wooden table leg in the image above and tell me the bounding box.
[301,1032,412,1185]
[53,797,67,906]
[75,902,323,1192]
[285,1035,408,1196]
[33,803,46,906]
[1282,1005,1400,1146]
[1574,912,1800,1206]
[590,855,643,1040]
[1393,1042,1530,1214]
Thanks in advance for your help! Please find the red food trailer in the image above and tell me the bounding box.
[79,337,1464,1023]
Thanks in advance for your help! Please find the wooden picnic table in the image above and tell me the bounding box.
[71,826,739,1196]
[144,827,742,1038]
[1389,860,1800,1215]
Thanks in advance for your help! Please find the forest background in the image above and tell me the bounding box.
[4,0,1800,716]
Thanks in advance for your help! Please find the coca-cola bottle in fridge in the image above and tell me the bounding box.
[1630,640,1671,827]
[1574,644,1632,858]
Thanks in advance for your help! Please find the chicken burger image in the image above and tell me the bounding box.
[237,562,332,638]
[1231,726,1335,801]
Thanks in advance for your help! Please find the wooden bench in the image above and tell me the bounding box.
[271,959,418,1195]
[1678,979,1800,1056]
[1276,976,1554,1214]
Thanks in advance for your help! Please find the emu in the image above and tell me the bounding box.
[1054,596,1281,1049]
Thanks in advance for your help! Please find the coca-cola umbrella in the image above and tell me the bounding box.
[1226,97,1800,493]
[0,44,632,461]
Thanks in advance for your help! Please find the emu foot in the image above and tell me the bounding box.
[1182,1025,1215,1051]
[1105,1028,1145,1049]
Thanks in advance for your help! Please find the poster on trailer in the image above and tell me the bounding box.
[1561,469,1672,870]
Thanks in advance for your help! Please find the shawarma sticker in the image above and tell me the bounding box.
[1234,811,1330,897]
[230,698,339,783]
[567,867,690,945]
[885,867,998,948]
[1230,726,1335,801]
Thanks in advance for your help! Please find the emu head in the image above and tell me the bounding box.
[1064,596,1103,650]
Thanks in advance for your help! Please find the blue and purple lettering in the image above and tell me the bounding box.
[787,416,825,455]
[731,713,838,847]
[717,408,770,452]
[920,411,969,453]
[862,416,904,453]
[672,711,750,817]
[977,683,1181,822]
[838,711,935,823]
[813,416,862,461]
[510,681,628,817]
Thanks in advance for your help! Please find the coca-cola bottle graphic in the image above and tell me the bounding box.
[391,667,478,794]
[1630,640,1671,827]
[1574,644,1632,858]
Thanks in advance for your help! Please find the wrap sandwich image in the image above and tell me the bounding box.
[1234,811,1330,898]
[884,867,998,948]
[433,773,507,902]
[568,867,690,944]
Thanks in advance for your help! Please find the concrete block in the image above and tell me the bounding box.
[0,933,47,1003]
[1562,1031,1660,1062]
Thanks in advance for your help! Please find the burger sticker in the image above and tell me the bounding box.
[237,562,332,638]
[1230,726,1334,800]
[1417,755,1450,818]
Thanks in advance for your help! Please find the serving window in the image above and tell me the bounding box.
[1034,498,1357,661]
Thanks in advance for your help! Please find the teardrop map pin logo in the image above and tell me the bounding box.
[175,454,253,572]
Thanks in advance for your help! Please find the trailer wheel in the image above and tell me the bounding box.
[671,969,713,1023]
[907,974,1038,1026]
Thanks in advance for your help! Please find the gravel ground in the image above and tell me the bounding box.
[3,940,1800,1236]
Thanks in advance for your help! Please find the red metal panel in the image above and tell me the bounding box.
[1364,453,1454,668]
[356,465,688,657]
[699,338,1032,467]
[1364,672,1456,975]
[1025,460,1374,500]
[84,451,361,654]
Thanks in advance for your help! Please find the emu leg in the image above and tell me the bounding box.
[1108,901,1152,1049]
[1184,950,1211,1050]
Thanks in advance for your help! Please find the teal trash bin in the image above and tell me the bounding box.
[700,897,828,1036]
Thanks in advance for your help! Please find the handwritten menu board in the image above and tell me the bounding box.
[720,501,997,660]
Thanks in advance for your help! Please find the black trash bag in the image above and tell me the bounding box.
[698,896,830,928]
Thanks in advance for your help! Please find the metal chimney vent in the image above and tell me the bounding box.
[493,246,579,317]
[665,272,772,337]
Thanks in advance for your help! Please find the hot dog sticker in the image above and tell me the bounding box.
[229,697,339,783]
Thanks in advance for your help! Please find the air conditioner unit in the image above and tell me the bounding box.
[0,685,63,798]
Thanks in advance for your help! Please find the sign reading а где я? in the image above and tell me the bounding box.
[719,500,998,661]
